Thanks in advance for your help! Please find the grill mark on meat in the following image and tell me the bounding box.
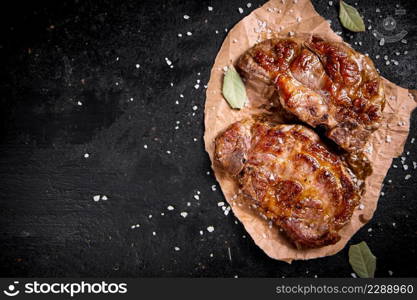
[215,119,361,248]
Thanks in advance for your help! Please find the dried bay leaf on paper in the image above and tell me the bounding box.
[222,66,248,109]
[204,0,417,262]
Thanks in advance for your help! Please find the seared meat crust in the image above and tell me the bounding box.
[237,36,385,152]
[215,118,361,248]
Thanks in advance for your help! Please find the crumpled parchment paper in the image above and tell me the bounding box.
[203,0,417,262]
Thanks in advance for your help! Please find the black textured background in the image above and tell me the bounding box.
[0,0,416,277]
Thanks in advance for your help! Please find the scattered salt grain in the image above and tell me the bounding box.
[207,226,215,232]
[77,101,83,106]
[135,64,140,68]
[167,205,174,211]
[183,15,190,20]
[143,144,148,149]
[180,212,188,218]
[211,185,217,191]
[84,153,89,158]
[208,6,213,11]
[192,105,198,111]
[193,195,200,200]
[224,206,231,216]
[174,247,180,251]
[238,7,244,14]
[93,195,100,202]
[186,31,192,36]
[405,174,411,180]
[101,195,108,201]
[379,38,385,46]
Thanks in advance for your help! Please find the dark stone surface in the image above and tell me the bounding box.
[0,0,416,277]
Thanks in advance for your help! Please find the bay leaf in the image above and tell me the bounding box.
[349,241,376,278]
[339,1,365,32]
[222,66,247,109]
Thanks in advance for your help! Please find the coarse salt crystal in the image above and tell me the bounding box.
[183,15,190,20]
[167,205,174,210]
[379,38,385,46]
[174,246,180,251]
[207,226,215,232]
[238,7,244,14]
[208,6,213,11]
[93,195,100,202]
[180,212,188,218]
[84,153,89,158]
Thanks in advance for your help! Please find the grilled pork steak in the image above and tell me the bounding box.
[215,118,361,248]
[237,36,385,153]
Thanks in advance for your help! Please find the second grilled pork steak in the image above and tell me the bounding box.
[237,36,385,153]
[215,118,361,248]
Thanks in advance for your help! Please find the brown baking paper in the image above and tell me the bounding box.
[204,0,417,262]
